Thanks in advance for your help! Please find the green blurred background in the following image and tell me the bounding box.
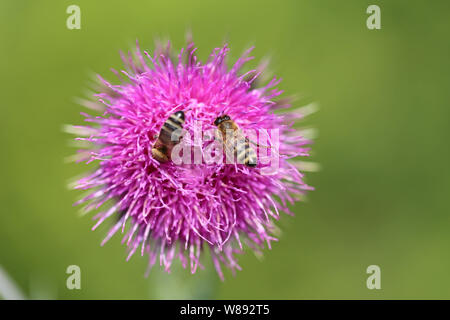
[1,0,450,299]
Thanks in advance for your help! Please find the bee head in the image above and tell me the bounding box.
[214,115,231,126]
[174,111,185,121]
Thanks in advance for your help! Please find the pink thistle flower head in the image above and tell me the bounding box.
[69,37,314,280]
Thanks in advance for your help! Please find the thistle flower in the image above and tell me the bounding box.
[69,37,314,280]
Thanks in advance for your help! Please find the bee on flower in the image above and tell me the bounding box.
[68,35,315,280]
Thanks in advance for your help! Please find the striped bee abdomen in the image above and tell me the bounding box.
[152,111,185,162]
[236,139,257,167]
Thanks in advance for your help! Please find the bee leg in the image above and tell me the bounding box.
[248,139,272,149]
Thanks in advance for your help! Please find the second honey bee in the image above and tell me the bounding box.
[214,115,257,167]
[151,111,185,162]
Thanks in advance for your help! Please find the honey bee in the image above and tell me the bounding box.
[151,111,185,162]
[214,115,257,167]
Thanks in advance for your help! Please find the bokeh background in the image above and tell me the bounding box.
[1,0,450,299]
